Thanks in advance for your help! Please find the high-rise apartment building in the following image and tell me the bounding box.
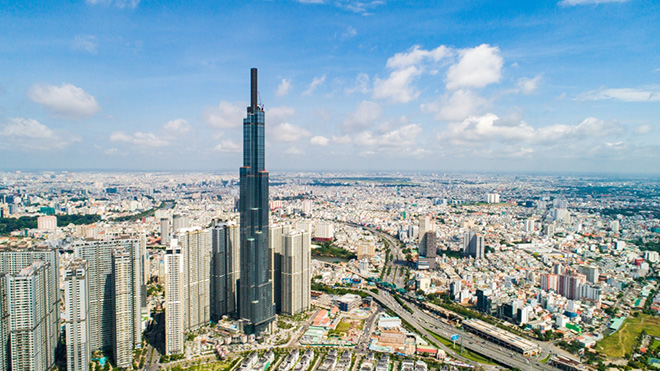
[64,259,91,371]
[540,273,559,292]
[7,261,52,371]
[211,222,241,320]
[281,230,311,315]
[112,247,134,368]
[164,243,184,355]
[0,246,59,369]
[419,231,437,258]
[37,215,57,231]
[176,227,211,331]
[74,237,142,364]
[161,217,171,246]
[0,274,7,371]
[463,231,484,259]
[239,68,275,335]
[270,224,291,313]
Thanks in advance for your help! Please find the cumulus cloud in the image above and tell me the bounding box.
[354,123,422,150]
[577,87,660,102]
[163,119,191,135]
[559,0,628,6]
[341,100,382,132]
[110,131,169,147]
[516,75,543,94]
[372,66,422,103]
[85,0,140,8]
[268,106,296,124]
[332,135,352,144]
[110,118,192,148]
[446,44,503,90]
[202,101,245,129]
[72,35,97,53]
[437,114,624,159]
[213,140,241,153]
[634,124,653,135]
[285,147,304,155]
[303,75,326,95]
[421,90,487,121]
[276,79,292,97]
[1,118,79,150]
[310,136,330,146]
[346,73,370,94]
[270,122,311,142]
[373,45,451,103]
[29,83,101,119]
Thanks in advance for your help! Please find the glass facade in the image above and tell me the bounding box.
[238,68,275,335]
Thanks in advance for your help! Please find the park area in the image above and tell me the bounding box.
[596,314,660,358]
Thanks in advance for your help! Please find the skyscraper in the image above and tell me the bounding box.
[0,274,7,371]
[211,222,241,320]
[176,227,211,331]
[239,68,275,335]
[269,223,290,313]
[7,261,52,371]
[281,230,311,315]
[164,242,184,355]
[0,246,59,369]
[74,237,142,364]
[64,259,91,371]
[112,247,134,369]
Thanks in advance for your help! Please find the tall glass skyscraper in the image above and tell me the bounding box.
[239,68,275,335]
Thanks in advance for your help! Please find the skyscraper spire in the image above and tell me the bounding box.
[239,68,275,335]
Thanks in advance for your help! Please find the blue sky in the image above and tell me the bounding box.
[1,0,659,174]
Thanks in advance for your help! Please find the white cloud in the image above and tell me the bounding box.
[446,44,503,90]
[202,101,245,129]
[332,135,352,144]
[28,83,101,119]
[386,45,451,70]
[310,136,330,146]
[0,118,79,150]
[285,147,304,155]
[110,131,169,147]
[276,78,292,97]
[354,123,422,150]
[213,140,241,153]
[270,122,311,142]
[342,26,358,39]
[72,35,97,53]
[373,45,452,103]
[577,87,660,102]
[372,66,422,103]
[346,73,370,94]
[85,0,140,9]
[296,0,386,15]
[303,75,326,95]
[437,114,623,154]
[421,90,487,121]
[341,100,382,132]
[559,0,628,6]
[163,119,191,135]
[268,106,296,124]
[634,124,653,135]
[516,75,543,94]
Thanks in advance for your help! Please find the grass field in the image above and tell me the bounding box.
[596,314,660,358]
[428,330,497,365]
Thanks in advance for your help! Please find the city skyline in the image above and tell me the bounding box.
[1,1,659,174]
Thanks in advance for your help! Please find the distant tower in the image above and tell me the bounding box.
[64,259,91,371]
[239,68,275,335]
[161,218,170,246]
[463,231,484,259]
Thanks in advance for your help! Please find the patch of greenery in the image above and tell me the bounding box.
[312,241,356,260]
[596,314,660,358]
